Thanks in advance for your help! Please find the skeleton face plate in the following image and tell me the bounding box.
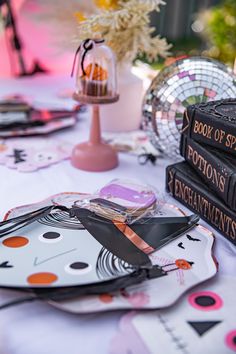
[0,210,133,288]
[112,275,236,354]
[3,193,216,301]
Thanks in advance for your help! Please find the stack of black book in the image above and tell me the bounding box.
[166,99,236,246]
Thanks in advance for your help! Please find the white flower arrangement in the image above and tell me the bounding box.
[37,0,171,64]
[79,0,171,63]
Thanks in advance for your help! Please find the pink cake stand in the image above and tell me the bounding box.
[71,93,119,172]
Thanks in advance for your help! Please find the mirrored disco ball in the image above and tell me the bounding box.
[142,57,236,159]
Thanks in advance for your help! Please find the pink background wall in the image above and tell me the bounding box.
[0,0,74,77]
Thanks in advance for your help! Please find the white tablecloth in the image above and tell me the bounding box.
[0,76,235,354]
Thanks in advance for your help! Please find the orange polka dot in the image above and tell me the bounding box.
[3,236,29,248]
[99,293,113,303]
[175,259,192,270]
[27,272,58,285]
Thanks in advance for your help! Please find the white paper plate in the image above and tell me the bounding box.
[5,193,217,313]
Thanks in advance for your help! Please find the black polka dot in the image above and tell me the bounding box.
[43,232,60,240]
[70,262,89,270]
[195,295,216,307]
[233,336,236,345]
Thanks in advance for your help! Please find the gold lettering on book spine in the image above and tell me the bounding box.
[226,134,236,150]
[174,178,236,241]
[193,120,213,140]
[182,108,236,152]
[186,145,226,193]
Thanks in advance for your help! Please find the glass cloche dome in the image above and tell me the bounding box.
[71,38,119,172]
[73,39,119,104]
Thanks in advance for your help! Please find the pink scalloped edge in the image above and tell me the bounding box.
[3,192,88,221]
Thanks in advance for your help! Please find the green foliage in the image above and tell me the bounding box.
[203,0,236,64]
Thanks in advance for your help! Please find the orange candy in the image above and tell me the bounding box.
[84,63,108,81]
[175,259,192,270]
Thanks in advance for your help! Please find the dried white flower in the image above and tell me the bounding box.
[78,0,171,63]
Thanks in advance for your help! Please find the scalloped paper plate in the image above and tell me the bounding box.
[0,138,73,172]
[4,192,217,313]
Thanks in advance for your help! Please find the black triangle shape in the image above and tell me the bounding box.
[188,321,221,336]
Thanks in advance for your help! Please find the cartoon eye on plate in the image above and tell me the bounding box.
[225,330,236,351]
[188,291,223,311]
[38,231,63,243]
[65,262,92,275]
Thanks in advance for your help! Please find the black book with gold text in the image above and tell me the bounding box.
[166,161,236,245]
[180,134,236,211]
[182,98,236,156]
